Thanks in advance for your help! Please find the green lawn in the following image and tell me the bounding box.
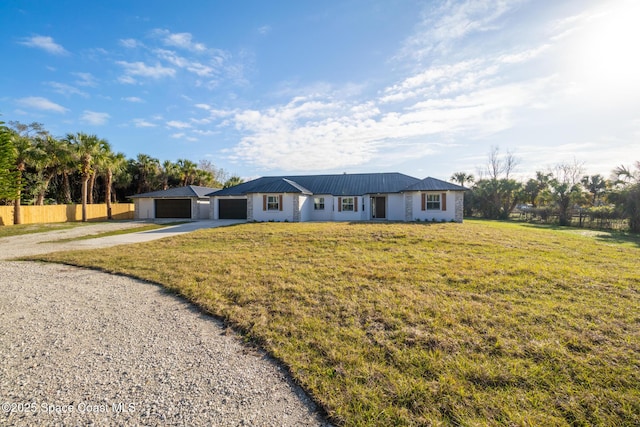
[29,220,640,426]
[0,222,92,238]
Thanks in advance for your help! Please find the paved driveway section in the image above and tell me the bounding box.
[0,220,244,260]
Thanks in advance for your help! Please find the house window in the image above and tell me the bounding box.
[426,194,440,210]
[341,197,354,212]
[314,197,325,210]
[267,195,279,211]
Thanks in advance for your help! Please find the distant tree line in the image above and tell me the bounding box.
[0,120,243,224]
[451,147,640,233]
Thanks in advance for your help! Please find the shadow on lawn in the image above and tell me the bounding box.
[520,223,640,248]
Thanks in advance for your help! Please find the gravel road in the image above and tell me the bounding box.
[0,223,331,426]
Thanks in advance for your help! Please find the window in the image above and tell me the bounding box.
[341,197,354,212]
[314,197,325,210]
[267,195,279,211]
[426,194,440,210]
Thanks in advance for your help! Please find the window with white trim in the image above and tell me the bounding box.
[341,197,354,212]
[314,197,325,210]
[426,194,440,210]
[267,195,279,211]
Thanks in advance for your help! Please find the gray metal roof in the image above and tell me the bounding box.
[209,173,465,197]
[132,185,220,199]
[403,177,467,192]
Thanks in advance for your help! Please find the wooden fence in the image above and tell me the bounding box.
[0,204,134,226]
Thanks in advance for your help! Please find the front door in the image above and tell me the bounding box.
[371,196,386,219]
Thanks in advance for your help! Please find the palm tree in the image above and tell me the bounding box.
[160,160,178,190]
[177,158,198,186]
[581,174,607,206]
[134,154,160,193]
[103,151,127,219]
[9,122,47,224]
[223,176,244,188]
[450,172,474,187]
[66,132,102,222]
[87,138,111,204]
[32,135,71,205]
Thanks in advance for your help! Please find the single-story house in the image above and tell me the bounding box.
[131,185,219,220]
[208,173,466,222]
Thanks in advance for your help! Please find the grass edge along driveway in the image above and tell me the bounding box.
[29,221,640,426]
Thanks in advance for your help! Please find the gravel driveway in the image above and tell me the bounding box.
[0,222,331,426]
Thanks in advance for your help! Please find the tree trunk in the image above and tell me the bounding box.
[62,172,72,204]
[105,169,113,220]
[81,175,89,222]
[13,164,24,225]
[35,175,52,206]
[88,172,96,204]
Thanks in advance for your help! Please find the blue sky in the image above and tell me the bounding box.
[2,0,639,181]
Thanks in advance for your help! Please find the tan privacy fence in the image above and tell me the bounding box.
[0,204,134,226]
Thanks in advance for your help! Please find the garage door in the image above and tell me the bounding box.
[219,199,247,219]
[155,199,191,218]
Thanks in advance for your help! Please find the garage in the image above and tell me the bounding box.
[155,199,192,218]
[218,199,247,219]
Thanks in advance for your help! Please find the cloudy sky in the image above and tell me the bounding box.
[2,0,639,180]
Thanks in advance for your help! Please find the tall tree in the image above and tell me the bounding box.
[32,135,71,205]
[134,154,160,193]
[611,162,640,233]
[66,132,102,222]
[450,172,474,187]
[177,158,198,186]
[223,175,244,188]
[160,160,179,190]
[103,151,127,219]
[0,122,19,203]
[8,121,48,224]
[550,161,585,226]
[581,174,607,206]
[523,171,552,207]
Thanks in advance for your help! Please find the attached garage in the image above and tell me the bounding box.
[218,199,247,219]
[155,199,191,218]
[131,185,219,220]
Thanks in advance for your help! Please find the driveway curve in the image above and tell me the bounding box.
[0,221,331,426]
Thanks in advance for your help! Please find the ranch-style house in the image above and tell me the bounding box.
[208,172,466,222]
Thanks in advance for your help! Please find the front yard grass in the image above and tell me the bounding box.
[30,221,640,426]
[0,222,92,238]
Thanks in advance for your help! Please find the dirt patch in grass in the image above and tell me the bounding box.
[31,221,640,426]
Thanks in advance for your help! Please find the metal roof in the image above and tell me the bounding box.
[209,173,466,197]
[402,177,467,192]
[131,185,220,199]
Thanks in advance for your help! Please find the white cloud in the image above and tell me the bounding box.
[152,29,206,52]
[132,118,156,128]
[116,61,175,83]
[19,35,69,55]
[133,119,155,127]
[81,110,110,125]
[120,38,141,48]
[16,96,68,113]
[258,25,272,35]
[72,72,98,87]
[166,120,191,129]
[397,0,519,61]
[154,49,214,76]
[47,82,88,98]
[122,96,144,103]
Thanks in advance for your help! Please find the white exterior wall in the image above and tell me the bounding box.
[411,191,456,222]
[134,198,155,219]
[196,200,210,219]
[308,195,335,221]
[251,193,295,222]
[298,195,312,222]
[386,194,405,221]
[332,196,365,221]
